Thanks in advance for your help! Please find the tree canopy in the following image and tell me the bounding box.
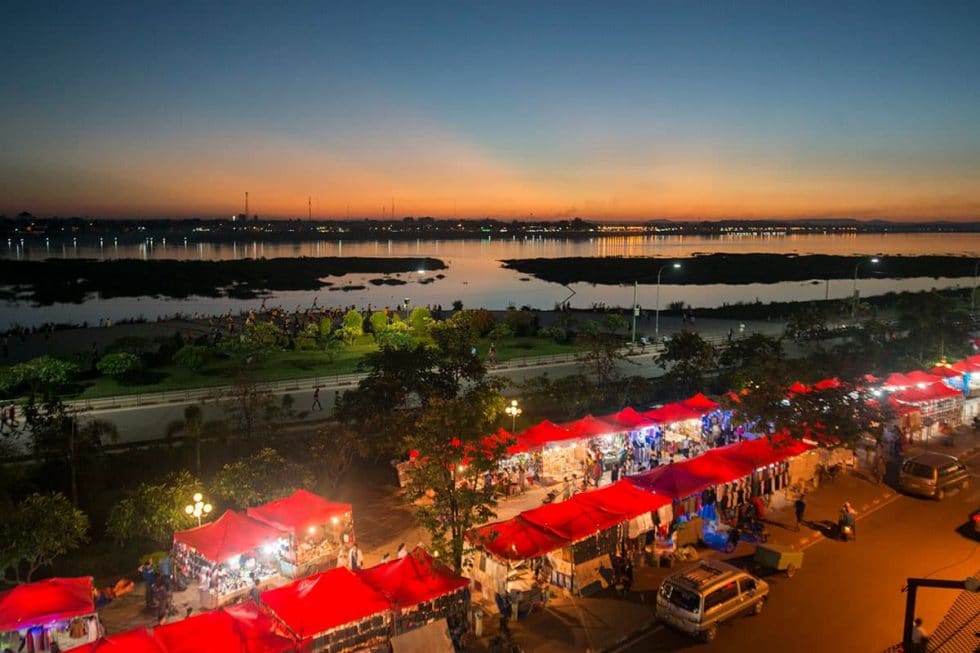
[1,492,89,583]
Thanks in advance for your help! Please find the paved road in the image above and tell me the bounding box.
[77,350,674,442]
[616,452,980,653]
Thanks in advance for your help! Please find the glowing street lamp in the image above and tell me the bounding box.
[852,257,880,319]
[184,492,213,527]
[655,262,682,339]
[505,399,522,431]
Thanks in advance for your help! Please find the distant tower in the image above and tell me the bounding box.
[308,196,312,221]
[245,192,249,218]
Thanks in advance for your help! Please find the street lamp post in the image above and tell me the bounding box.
[184,492,213,527]
[505,399,522,432]
[655,263,682,340]
[851,257,879,319]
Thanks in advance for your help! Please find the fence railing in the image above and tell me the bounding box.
[67,334,741,412]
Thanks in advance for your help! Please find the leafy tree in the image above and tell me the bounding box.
[0,492,88,583]
[504,308,538,337]
[302,424,361,490]
[106,471,204,548]
[718,333,787,390]
[454,309,496,337]
[295,323,321,351]
[658,330,717,398]
[518,372,595,421]
[342,309,365,338]
[337,318,489,457]
[334,326,360,346]
[223,371,273,440]
[487,323,514,342]
[164,404,210,474]
[96,352,142,381]
[369,311,390,340]
[404,386,507,571]
[577,315,630,395]
[214,448,314,509]
[317,317,333,339]
[13,356,79,398]
[19,397,117,505]
[377,316,413,349]
[784,303,832,347]
[896,291,971,364]
[408,306,432,336]
[173,344,210,371]
[0,367,20,398]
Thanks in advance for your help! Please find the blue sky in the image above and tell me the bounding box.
[2,1,979,219]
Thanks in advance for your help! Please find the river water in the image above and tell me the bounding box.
[2,233,978,329]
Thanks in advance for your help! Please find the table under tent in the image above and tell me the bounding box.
[357,548,470,653]
[247,489,355,578]
[173,510,286,609]
[261,567,392,653]
[0,577,100,652]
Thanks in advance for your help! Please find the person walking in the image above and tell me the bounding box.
[348,544,363,570]
[610,462,620,483]
[874,454,886,485]
[794,493,806,531]
[396,542,408,559]
[139,561,156,609]
[910,617,929,653]
[311,387,322,411]
[488,342,496,365]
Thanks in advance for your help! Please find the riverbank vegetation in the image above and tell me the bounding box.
[0,256,447,304]
[503,253,978,285]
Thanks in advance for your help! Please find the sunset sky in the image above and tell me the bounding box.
[2,1,979,221]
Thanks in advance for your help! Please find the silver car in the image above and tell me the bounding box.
[899,452,970,500]
[656,559,769,642]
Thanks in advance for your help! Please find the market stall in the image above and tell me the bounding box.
[0,577,100,652]
[71,627,164,652]
[173,510,287,609]
[247,489,355,578]
[890,381,964,439]
[357,548,470,636]
[152,602,296,653]
[512,420,586,481]
[261,567,391,653]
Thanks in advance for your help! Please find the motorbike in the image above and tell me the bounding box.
[541,489,560,504]
[723,526,742,553]
[838,514,856,541]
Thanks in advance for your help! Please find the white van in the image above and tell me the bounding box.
[656,559,769,642]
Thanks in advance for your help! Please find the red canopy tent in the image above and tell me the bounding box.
[483,428,528,456]
[600,406,652,430]
[470,518,568,561]
[153,603,295,653]
[884,372,912,388]
[950,359,980,374]
[0,577,94,632]
[356,548,469,610]
[516,420,580,449]
[174,510,285,563]
[628,462,721,499]
[261,567,390,641]
[787,381,811,395]
[697,436,812,476]
[891,383,963,404]
[929,365,961,378]
[520,497,624,542]
[813,378,842,390]
[571,480,671,520]
[681,393,720,413]
[559,415,617,438]
[904,370,943,386]
[645,402,703,425]
[72,628,164,653]
[247,490,352,537]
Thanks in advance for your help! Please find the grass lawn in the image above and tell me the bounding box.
[71,335,581,399]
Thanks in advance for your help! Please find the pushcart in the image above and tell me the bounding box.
[752,543,804,578]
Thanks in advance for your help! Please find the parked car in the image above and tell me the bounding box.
[971,508,980,539]
[656,559,769,642]
[898,452,970,500]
